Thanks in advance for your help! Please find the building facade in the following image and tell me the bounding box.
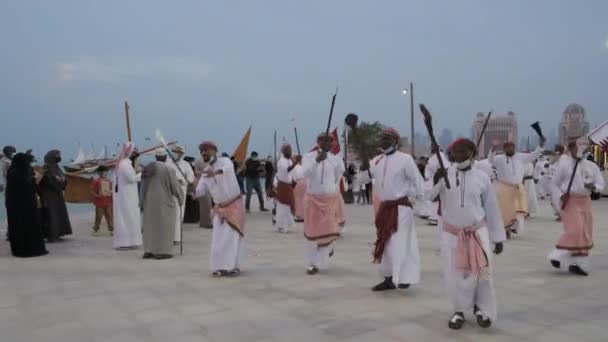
[558,103,590,146]
[471,111,518,157]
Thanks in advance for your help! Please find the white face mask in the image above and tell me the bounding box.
[455,159,472,170]
[380,146,396,155]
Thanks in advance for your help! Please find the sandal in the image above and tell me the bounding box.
[448,312,465,330]
[474,307,491,328]
[227,268,241,277]
[306,265,319,275]
[212,270,228,277]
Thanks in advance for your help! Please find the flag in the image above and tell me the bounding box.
[330,128,340,154]
[232,126,252,163]
[588,120,608,151]
[309,127,341,154]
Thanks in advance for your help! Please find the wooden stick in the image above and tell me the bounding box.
[294,126,301,155]
[125,101,132,142]
[325,87,338,136]
[475,110,493,153]
[419,104,451,189]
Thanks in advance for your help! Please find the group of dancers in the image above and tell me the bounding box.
[4,124,603,331]
[240,127,602,330]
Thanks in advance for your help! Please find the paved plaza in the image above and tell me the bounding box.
[1,199,607,342]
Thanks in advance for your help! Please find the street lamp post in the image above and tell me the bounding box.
[402,82,415,156]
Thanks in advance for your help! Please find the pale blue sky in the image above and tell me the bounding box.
[2,0,607,159]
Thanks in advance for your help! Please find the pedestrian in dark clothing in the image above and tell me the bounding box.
[264,156,275,196]
[5,153,48,257]
[244,151,268,212]
[39,150,72,242]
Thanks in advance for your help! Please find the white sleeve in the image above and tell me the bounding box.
[488,147,496,165]
[429,177,445,200]
[195,177,208,198]
[481,175,506,243]
[404,156,423,198]
[519,145,544,165]
[551,162,566,195]
[123,163,139,184]
[301,153,317,178]
[590,162,605,191]
[334,157,345,184]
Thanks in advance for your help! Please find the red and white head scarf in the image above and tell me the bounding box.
[116,142,136,171]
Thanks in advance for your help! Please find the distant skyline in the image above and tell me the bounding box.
[2,1,607,160]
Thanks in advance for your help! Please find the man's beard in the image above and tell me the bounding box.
[202,156,211,162]
[505,152,515,157]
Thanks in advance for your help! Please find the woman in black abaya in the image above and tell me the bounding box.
[6,153,48,257]
[39,150,72,242]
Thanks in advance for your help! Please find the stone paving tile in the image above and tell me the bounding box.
[1,200,607,341]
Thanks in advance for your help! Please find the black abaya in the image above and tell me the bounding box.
[39,150,72,241]
[5,153,48,257]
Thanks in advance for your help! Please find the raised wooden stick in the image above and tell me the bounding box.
[476,110,493,153]
[125,101,132,142]
[420,104,451,189]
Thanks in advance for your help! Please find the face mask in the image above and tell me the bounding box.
[380,146,396,155]
[55,157,62,163]
[455,155,473,170]
[252,156,258,161]
[455,159,472,170]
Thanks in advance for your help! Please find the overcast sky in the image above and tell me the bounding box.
[2,0,607,159]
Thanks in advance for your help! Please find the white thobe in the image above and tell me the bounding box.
[430,168,506,320]
[550,155,568,214]
[166,158,195,242]
[424,152,450,223]
[302,151,344,267]
[523,163,539,216]
[275,156,295,232]
[112,159,143,248]
[548,156,604,271]
[489,146,543,232]
[195,157,245,271]
[535,161,548,197]
[371,152,423,285]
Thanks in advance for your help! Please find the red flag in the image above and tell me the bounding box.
[330,128,340,155]
[309,127,341,154]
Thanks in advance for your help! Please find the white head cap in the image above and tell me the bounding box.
[155,148,167,157]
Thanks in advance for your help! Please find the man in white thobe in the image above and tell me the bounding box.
[166,145,195,244]
[113,142,143,250]
[523,162,539,216]
[195,141,246,277]
[548,141,605,276]
[488,139,544,237]
[274,144,297,233]
[424,146,449,226]
[535,158,549,199]
[371,128,422,291]
[430,138,505,330]
[301,133,344,275]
